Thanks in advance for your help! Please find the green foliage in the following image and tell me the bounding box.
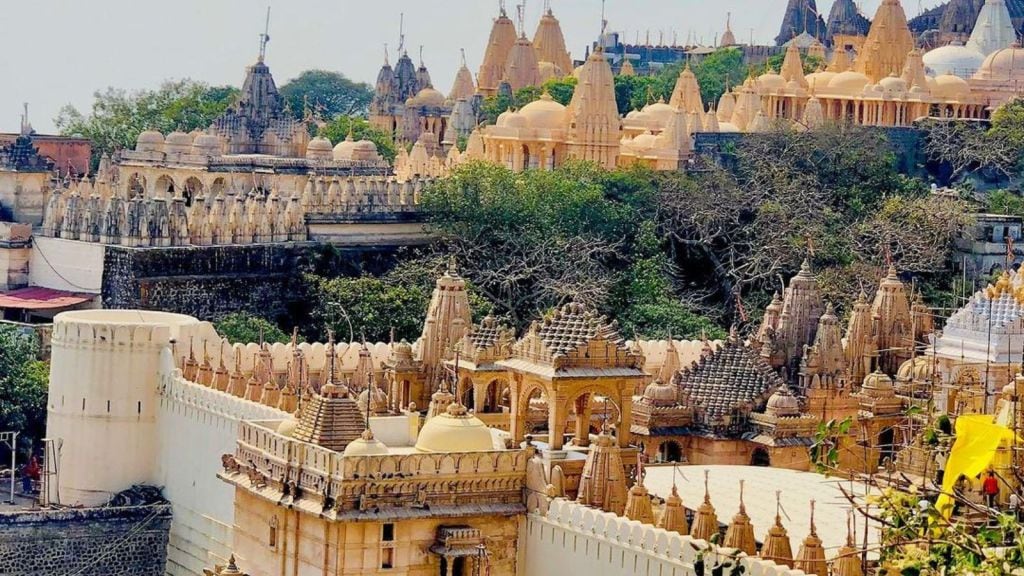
[692,48,747,106]
[279,70,373,120]
[613,222,725,339]
[55,80,239,169]
[0,325,48,455]
[542,77,577,105]
[305,257,490,342]
[987,189,1024,218]
[809,417,852,474]
[763,53,825,75]
[988,97,1024,147]
[871,487,1024,576]
[215,312,293,344]
[318,115,397,163]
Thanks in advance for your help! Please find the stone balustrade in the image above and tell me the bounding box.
[38,176,434,248]
[226,419,529,514]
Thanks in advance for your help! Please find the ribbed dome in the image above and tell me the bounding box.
[410,86,446,107]
[862,370,895,395]
[496,109,529,128]
[758,71,787,92]
[276,416,299,437]
[923,43,985,79]
[306,136,333,160]
[878,74,909,96]
[519,93,566,129]
[164,131,193,154]
[134,131,163,154]
[415,403,494,453]
[975,45,1024,80]
[896,356,933,382]
[332,137,358,161]
[827,70,870,95]
[765,386,801,417]
[191,133,221,155]
[643,379,678,405]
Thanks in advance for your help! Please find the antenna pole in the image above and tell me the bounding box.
[258,6,271,62]
[398,12,405,54]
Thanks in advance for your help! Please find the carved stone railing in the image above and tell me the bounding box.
[224,420,529,514]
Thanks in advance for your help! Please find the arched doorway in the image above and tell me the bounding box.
[127,173,146,198]
[751,447,771,467]
[877,427,896,467]
[657,440,684,463]
[154,175,175,197]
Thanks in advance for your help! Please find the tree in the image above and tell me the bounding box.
[0,325,48,456]
[304,256,490,343]
[612,222,727,339]
[215,312,293,344]
[421,162,651,328]
[55,80,238,169]
[279,70,373,120]
[692,48,748,106]
[318,116,397,163]
[657,124,944,322]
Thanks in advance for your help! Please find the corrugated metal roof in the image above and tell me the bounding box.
[0,287,95,310]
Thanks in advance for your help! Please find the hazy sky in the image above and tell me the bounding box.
[1,0,945,134]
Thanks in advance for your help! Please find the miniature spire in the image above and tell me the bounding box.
[831,510,863,576]
[723,479,757,554]
[794,500,827,576]
[690,470,719,542]
[760,491,794,567]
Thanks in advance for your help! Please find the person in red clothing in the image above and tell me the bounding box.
[21,456,40,495]
[982,470,1000,509]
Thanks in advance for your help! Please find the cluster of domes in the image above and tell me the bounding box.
[135,129,226,157]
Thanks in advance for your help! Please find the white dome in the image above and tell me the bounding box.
[497,110,529,129]
[343,430,389,457]
[164,131,193,154]
[827,70,869,95]
[932,73,972,100]
[136,130,164,153]
[922,43,985,79]
[415,404,494,453]
[519,93,567,129]
[640,100,676,125]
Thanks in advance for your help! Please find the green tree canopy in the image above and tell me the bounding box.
[305,257,490,343]
[215,312,293,344]
[318,116,397,163]
[279,70,373,120]
[55,80,238,168]
[0,325,48,456]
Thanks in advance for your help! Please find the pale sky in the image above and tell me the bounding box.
[0,0,945,134]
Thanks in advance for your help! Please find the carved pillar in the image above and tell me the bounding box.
[618,388,633,448]
[548,391,567,450]
[573,394,591,448]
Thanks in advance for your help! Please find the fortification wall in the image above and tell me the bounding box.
[0,505,171,576]
[523,498,802,576]
[155,353,287,576]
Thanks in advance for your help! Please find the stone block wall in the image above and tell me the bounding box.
[0,505,171,576]
[102,243,309,321]
[100,243,404,322]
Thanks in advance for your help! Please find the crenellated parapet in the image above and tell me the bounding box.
[529,498,807,576]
